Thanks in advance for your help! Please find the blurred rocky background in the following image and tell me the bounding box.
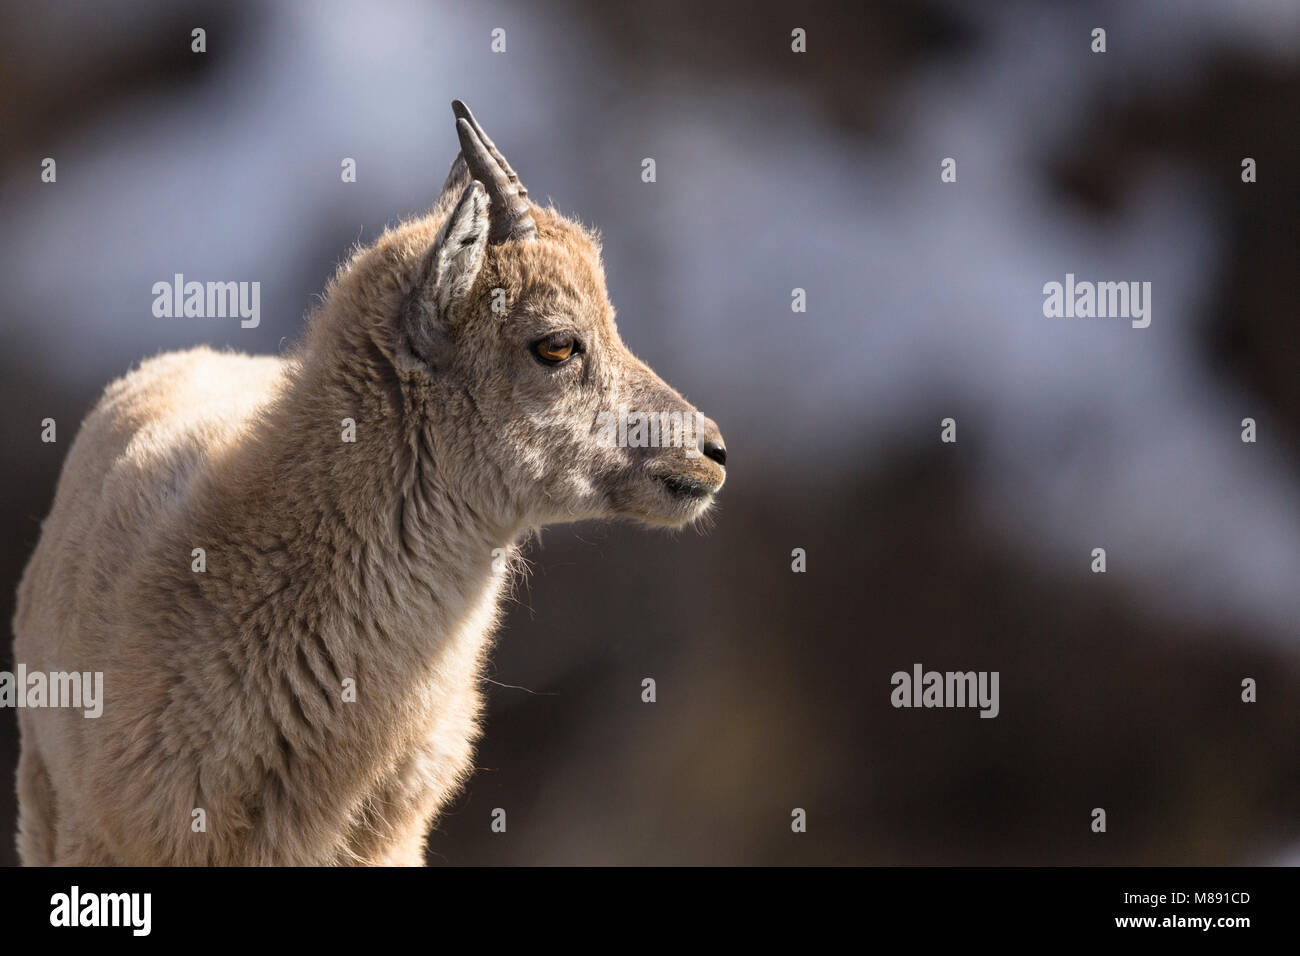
[1,0,1297,864]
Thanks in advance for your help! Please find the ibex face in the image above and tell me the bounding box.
[397,101,726,530]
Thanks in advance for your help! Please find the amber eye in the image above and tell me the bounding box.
[533,335,578,365]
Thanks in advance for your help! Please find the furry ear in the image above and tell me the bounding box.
[429,179,489,315]
[431,154,471,220]
[402,180,489,370]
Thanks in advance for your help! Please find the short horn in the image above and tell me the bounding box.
[452,105,535,244]
[452,99,527,198]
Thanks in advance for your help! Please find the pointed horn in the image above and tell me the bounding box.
[453,109,535,244]
[452,99,528,199]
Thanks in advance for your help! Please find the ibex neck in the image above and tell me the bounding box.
[204,345,518,665]
[187,344,514,863]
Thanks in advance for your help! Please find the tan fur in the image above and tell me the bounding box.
[12,121,725,865]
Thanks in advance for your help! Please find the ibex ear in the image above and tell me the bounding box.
[431,154,471,220]
[428,179,489,315]
[402,180,489,370]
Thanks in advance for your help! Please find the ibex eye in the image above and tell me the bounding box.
[532,335,578,365]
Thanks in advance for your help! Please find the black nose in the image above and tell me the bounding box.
[702,440,727,467]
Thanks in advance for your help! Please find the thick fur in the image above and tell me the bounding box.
[13,142,725,865]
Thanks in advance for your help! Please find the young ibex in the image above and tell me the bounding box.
[12,101,726,865]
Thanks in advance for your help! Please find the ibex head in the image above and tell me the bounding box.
[386,100,726,531]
